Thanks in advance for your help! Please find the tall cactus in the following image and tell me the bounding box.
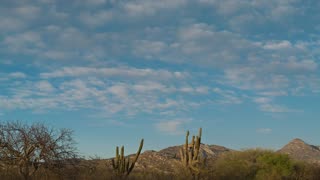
[111,139,144,178]
[179,128,203,179]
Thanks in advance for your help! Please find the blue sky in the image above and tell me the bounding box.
[0,0,320,157]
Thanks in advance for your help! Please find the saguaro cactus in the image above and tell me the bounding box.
[179,128,203,178]
[111,139,144,178]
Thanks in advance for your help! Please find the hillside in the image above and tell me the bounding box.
[278,138,320,163]
[104,139,320,174]
[105,143,232,174]
[85,139,320,179]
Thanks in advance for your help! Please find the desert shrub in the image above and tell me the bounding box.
[211,149,299,180]
[255,152,294,180]
[212,149,261,180]
[290,162,320,180]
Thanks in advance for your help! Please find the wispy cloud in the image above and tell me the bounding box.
[155,119,191,135]
[0,67,218,117]
[253,97,301,113]
[9,72,27,79]
[1,0,320,157]
[256,128,272,134]
[40,66,188,80]
[0,0,319,123]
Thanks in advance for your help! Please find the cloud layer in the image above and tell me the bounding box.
[1,0,319,134]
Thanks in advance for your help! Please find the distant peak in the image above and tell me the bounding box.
[290,138,306,144]
[279,138,320,162]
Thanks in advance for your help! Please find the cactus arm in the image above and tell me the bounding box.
[111,159,116,169]
[180,128,204,178]
[116,146,120,168]
[127,139,144,175]
[111,146,120,170]
[126,158,130,172]
[119,146,124,173]
[190,164,200,174]
[191,135,195,149]
[185,131,189,166]
[179,148,185,164]
[111,139,144,178]
[193,138,199,161]
[193,128,202,161]
[188,150,193,165]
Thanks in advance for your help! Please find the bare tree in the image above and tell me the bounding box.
[0,121,77,180]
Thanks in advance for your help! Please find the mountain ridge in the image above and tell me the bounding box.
[103,138,320,174]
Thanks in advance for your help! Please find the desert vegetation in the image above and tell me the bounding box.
[0,121,77,180]
[1,121,320,180]
[111,139,144,178]
[179,128,205,180]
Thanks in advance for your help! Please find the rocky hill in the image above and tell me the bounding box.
[157,143,232,159]
[103,138,320,175]
[278,138,320,163]
[106,143,232,174]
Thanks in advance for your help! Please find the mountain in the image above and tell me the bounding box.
[106,143,232,174]
[97,139,320,176]
[278,138,320,163]
[103,138,320,175]
[157,143,232,159]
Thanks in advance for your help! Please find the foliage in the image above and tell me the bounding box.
[0,121,77,180]
[211,149,320,180]
[212,149,264,180]
[255,151,294,179]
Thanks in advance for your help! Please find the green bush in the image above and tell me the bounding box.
[212,149,265,180]
[255,152,294,180]
[210,149,319,180]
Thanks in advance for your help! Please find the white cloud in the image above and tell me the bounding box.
[40,66,188,81]
[9,72,27,79]
[195,86,209,94]
[179,86,194,93]
[253,97,272,104]
[223,67,290,90]
[133,40,167,59]
[14,5,41,20]
[259,104,297,113]
[178,23,215,41]
[0,0,319,119]
[122,0,187,16]
[0,96,58,111]
[80,11,113,27]
[253,96,301,113]
[36,80,55,92]
[199,0,250,15]
[132,81,169,93]
[258,91,288,97]
[3,31,45,54]
[81,0,107,6]
[59,79,99,102]
[155,119,191,135]
[263,40,292,50]
[0,68,209,116]
[155,99,179,109]
[0,17,25,31]
[212,88,243,104]
[108,84,128,99]
[284,59,317,72]
[256,128,272,134]
[44,51,70,60]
